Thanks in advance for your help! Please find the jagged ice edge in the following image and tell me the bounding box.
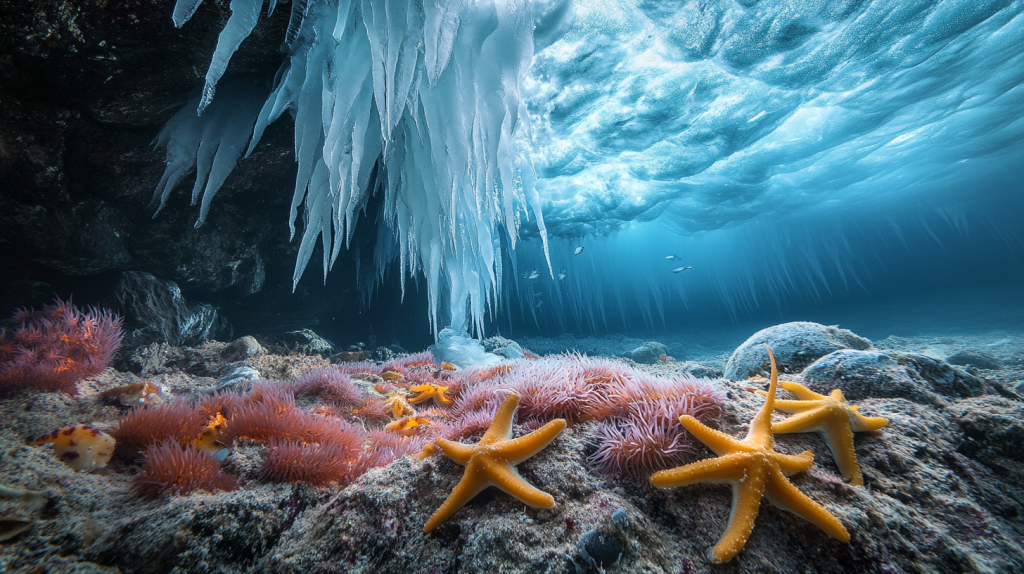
[159,0,573,335]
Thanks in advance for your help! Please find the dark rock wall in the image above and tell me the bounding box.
[0,0,431,351]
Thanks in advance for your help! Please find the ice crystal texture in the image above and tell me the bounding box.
[162,0,575,334]
[158,0,1024,333]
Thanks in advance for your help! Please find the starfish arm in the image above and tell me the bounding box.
[772,449,815,476]
[423,467,492,533]
[779,381,828,401]
[819,422,864,486]
[480,394,519,445]
[650,452,749,488]
[749,390,817,414]
[709,464,767,564]
[434,394,454,407]
[764,468,850,542]
[772,407,829,434]
[678,415,744,455]
[774,400,817,412]
[484,460,555,508]
[434,437,476,465]
[408,392,432,405]
[492,419,567,464]
[850,412,888,432]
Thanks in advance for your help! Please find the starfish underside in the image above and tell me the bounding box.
[650,347,850,563]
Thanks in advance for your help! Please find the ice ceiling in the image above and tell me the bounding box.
[158,0,1024,335]
[525,0,1024,236]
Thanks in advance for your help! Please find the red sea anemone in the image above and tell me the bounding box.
[0,299,123,397]
[260,438,365,487]
[113,399,209,454]
[132,440,237,498]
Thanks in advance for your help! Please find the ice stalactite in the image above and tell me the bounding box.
[158,0,574,335]
[152,76,269,225]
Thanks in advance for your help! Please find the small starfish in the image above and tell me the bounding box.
[750,381,888,486]
[423,393,566,533]
[650,346,850,563]
[385,416,431,437]
[384,394,416,419]
[409,383,454,408]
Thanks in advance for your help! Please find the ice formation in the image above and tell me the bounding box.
[509,0,1024,331]
[159,0,575,335]
[156,0,1024,335]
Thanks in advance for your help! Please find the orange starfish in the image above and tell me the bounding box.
[385,416,431,437]
[409,383,454,408]
[750,381,887,486]
[650,346,850,563]
[424,394,565,533]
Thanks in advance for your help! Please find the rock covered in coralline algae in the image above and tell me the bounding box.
[725,321,873,379]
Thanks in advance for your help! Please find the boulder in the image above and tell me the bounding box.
[221,336,264,362]
[725,322,871,380]
[263,330,334,356]
[678,362,723,379]
[800,349,985,405]
[115,271,231,348]
[482,336,525,360]
[628,341,668,364]
[946,350,1002,370]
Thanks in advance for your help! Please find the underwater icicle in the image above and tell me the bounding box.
[156,0,576,335]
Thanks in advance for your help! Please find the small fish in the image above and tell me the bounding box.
[573,246,584,255]
[558,271,566,281]
[665,255,682,260]
[987,338,1012,348]
[672,266,693,273]
[527,269,540,280]
[535,301,545,309]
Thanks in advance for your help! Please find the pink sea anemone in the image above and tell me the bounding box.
[589,379,726,476]
[590,415,697,476]
[290,368,365,406]
[367,430,429,466]
[132,440,237,498]
[0,299,123,397]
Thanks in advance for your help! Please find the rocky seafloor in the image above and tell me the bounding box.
[1,322,1022,574]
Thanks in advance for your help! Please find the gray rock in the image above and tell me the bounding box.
[215,366,261,392]
[481,335,525,359]
[946,350,1002,370]
[115,271,231,348]
[493,340,525,360]
[725,322,872,380]
[800,349,985,405]
[221,336,264,362]
[578,529,622,570]
[679,362,723,379]
[373,347,396,362]
[629,341,668,364]
[263,329,334,356]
